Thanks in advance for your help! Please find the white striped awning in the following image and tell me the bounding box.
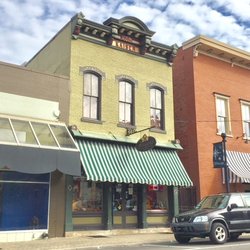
[223,151,250,183]
[75,138,193,186]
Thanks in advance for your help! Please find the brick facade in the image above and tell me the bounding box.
[173,36,250,202]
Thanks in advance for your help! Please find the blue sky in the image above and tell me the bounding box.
[0,0,249,65]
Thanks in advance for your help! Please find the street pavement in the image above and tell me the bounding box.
[0,228,175,250]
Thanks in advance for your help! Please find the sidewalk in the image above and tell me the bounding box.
[0,228,174,250]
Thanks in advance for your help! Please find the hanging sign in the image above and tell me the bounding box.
[213,142,225,168]
[136,134,156,152]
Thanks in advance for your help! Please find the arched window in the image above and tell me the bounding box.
[119,80,134,125]
[83,72,101,120]
[150,87,164,130]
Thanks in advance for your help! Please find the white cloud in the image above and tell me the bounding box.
[0,0,249,65]
[210,0,250,22]
[117,3,161,23]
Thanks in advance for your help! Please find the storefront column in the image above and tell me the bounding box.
[49,171,66,237]
[168,186,179,222]
[103,182,112,230]
[137,184,147,228]
[65,175,74,232]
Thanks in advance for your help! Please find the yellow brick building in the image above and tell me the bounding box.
[26,13,192,234]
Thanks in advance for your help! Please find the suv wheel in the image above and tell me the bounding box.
[174,235,191,244]
[209,222,228,244]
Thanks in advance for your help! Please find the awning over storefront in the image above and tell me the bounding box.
[223,151,250,183]
[76,138,193,186]
[0,116,80,176]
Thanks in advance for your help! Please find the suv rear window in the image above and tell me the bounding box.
[196,195,229,209]
[229,195,245,208]
[242,194,250,207]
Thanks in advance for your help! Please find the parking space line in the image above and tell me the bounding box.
[193,242,250,249]
[144,241,250,249]
[143,244,196,249]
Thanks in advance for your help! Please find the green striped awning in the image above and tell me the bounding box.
[76,139,193,187]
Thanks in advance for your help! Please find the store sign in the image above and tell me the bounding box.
[112,39,139,53]
[111,35,140,53]
[136,134,156,151]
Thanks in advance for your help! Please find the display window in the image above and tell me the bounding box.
[72,178,103,213]
[146,185,168,212]
[0,171,49,231]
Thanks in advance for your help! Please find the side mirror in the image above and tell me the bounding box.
[228,203,238,211]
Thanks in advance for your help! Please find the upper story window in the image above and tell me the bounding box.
[150,88,164,130]
[215,94,231,135]
[119,80,134,125]
[241,101,250,139]
[83,72,101,120]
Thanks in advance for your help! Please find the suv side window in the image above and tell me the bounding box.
[242,194,250,207]
[229,195,245,208]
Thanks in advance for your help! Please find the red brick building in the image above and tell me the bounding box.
[173,35,250,206]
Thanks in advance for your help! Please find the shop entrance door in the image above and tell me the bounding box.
[112,183,137,228]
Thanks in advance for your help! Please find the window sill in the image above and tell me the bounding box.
[216,133,233,138]
[117,123,136,129]
[150,128,166,134]
[81,117,103,124]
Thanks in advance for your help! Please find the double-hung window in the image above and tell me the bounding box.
[119,80,134,125]
[83,72,100,120]
[150,88,164,130]
[241,102,250,139]
[215,94,231,135]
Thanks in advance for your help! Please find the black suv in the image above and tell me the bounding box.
[171,193,250,244]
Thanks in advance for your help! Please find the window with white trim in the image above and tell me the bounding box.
[119,80,134,125]
[150,87,164,130]
[215,95,231,135]
[83,72,100,120]
[241,102,250,139]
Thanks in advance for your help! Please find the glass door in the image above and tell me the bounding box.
[112,183,137,228]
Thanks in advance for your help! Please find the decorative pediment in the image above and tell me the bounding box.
[104,16,155,37]
[72,12,177,65]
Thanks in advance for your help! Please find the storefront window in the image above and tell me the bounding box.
[0,117,15,143]
[146,185,168,211]
[11,119,38,145]
[0,171,49,231]
[72,178,103,213]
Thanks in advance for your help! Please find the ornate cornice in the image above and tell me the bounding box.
[71,12,176,65]
[183,35,250,69]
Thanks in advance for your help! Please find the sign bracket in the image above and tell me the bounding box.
[126,126,155,136]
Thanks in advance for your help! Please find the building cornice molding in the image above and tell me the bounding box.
[183,35,250,69]
[71,12,176,65]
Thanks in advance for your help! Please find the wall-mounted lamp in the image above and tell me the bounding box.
[171,139,180,144]
[69,124,78,130]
